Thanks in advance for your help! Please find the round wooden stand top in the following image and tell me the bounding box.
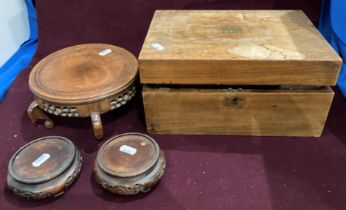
[29,44,138,104]
[97,133,160,178]
[8,136,76,184]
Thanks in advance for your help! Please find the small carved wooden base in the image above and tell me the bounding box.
[27,100,54,128]
[8,153,82,199]
[94,133,166,195]
[7,136,83,199]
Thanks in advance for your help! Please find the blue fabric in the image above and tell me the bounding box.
[320,0,346,98]
[0,0,37,101]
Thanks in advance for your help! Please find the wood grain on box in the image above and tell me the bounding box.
[143,86,334,137]
[139,10,341,85]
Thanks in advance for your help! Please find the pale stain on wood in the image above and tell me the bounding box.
[227,43,306,60]
[139,10,342,85]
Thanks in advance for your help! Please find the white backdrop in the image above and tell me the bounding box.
[0,0,30,67]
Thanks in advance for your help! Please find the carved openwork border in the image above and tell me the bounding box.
[41,102,79,117]
[109,86,136,110]
[95,158,165,195]
[37,85,136,117]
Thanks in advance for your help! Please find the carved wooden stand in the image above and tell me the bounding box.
[27,44,138,140]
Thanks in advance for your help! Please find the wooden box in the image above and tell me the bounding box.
[139,10,342,137]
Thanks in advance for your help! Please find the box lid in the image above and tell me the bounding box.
[139,10,342,85]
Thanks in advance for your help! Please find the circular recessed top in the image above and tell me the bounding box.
[29,44,138,104]
[8,136,76,184]
[97,133,160,178]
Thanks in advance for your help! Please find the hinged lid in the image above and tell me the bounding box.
[139,10,342,86]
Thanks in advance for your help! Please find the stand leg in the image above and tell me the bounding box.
[27,100,54,128]
[91,112,103,139]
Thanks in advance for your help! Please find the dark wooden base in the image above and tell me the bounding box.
[7,145,82,199]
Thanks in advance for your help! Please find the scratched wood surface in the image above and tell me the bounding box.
[142,86,334,137]
[139,10,342,85]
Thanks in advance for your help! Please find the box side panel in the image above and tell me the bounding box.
[142,86,334,137]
